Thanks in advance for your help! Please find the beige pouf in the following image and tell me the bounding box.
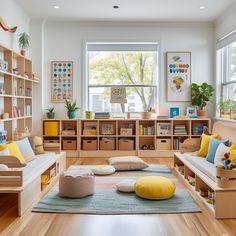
[59,169,95,198]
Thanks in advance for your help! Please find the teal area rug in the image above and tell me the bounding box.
[32,165,201,214]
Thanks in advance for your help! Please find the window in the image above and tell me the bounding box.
[86,43,158,113]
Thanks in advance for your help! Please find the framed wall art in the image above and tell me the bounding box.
[166,52,191,102]
[51,61,73,102]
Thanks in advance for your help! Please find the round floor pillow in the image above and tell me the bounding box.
[116,179,136,193]
[92,165,116,176]
[134,176,175,200]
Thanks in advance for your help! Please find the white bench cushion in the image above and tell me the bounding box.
[184,153,216,181]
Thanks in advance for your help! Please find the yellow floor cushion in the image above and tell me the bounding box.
[134,176,175,200]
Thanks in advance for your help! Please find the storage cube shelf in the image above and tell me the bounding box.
[0,44,38,141]
[42,118,210,158]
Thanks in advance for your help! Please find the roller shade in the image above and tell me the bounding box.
[86,42,158,52]
[217,29,236,50]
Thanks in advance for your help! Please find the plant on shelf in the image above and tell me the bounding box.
[65,100,79,119]
[46,107,55,119]
[191,83,214,117]
[18,32,30,56]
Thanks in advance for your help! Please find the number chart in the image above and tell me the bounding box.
[51,61,73,102]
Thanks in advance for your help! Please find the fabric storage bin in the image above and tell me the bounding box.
[83,129,97,135]
[43,140,60,148]
[100,138,115,150]
[83,139,98,150]
[63,140,77,150]
[156,139,171,150]
[119,139,134,150]
[44,122,59,136]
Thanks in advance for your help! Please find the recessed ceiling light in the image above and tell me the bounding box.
[53,5,60,9]
[113,5,119,9]
[199,5,206,10]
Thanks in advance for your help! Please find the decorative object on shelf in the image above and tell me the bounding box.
[94,112,110,119]
[1,113,9,119]
[0,59,8,72]
[216,152,236,188]
[191,82,214,118]
[18,32,30,56]
[0,16,17,33]
[186,106,197,118]
[85,111,93,119]
[51,61,73,102]
[170,107,179,118]
[0,130,7,143]
[141,144,155,150]
[12,68,19,75]
[46,107,55,119]
[141,107,154,119]
[120,128,133,136]
[156,123,171,135]
[166,52,191,102]
[110,87,127,104]
[65,100,79,119]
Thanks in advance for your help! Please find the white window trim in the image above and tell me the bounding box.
[82,40,160,113]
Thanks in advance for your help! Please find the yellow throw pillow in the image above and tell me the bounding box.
[6,142,26,165]
[230,150,236,164]
[229,143,236,152]
[0,144,7,151]
[134,176,175,200]
[198,134,218,157]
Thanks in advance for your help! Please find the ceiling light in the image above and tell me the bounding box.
[199,5,206,10]
[53,5,60,9]
[113,5,119,9]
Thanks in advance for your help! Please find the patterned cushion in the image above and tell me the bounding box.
[28,136,45,154]
[16,138,35,162]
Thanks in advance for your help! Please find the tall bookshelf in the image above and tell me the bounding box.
[0,44,39,141]
[42,118,210,158]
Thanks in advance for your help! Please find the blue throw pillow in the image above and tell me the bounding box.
[206,138,229,163]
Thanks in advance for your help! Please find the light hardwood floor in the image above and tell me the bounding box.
[1,157,236,236]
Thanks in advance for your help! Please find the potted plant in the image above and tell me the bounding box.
[46,107,55,119]
[191,83,214,117]
[18,32,30,56]
[65,100,79,119]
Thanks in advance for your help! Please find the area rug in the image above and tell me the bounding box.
[32,165,201,214]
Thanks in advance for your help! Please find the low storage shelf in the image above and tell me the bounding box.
[42,118,210,158]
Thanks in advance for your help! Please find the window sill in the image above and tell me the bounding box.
[213,117,236,124]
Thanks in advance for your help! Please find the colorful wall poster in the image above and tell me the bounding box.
[51,61,73,102]
[166,52,191,102]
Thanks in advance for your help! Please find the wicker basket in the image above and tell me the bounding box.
[141,112,153,119]
[216,168,236,188]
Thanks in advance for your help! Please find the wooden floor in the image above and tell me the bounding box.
[1,157,236,236]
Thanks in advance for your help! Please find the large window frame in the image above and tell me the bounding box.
[85,42,159,114]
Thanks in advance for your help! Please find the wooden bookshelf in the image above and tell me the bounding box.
[42,118,210,158]
[0,44,38,141]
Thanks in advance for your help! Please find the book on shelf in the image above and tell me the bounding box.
[13,106,21,118]
[192,123,204,135]
[139,125,155,135]
[25,105,31,116]
[94,112,110,119]
[174,124,187,135]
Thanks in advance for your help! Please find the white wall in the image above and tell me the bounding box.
[215,2,236,40]
[0,0,29,53]
[42,21,214,119]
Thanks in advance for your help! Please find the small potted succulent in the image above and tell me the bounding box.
[18,32,30,56]
[191,83,214,117]
[65,100,79,119]
[46,107,55,119]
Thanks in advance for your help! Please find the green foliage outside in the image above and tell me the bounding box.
[89,52,157,111]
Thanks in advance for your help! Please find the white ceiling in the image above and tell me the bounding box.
[16,0,235,22]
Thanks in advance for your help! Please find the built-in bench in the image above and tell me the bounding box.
[0,152,66,216]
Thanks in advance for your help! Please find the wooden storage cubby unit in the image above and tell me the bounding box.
[174,152,236,219]
[0,44,38,141]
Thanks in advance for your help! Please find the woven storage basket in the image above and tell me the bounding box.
[216,168,236,188]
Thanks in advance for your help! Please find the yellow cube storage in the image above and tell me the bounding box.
[44,122,59,136]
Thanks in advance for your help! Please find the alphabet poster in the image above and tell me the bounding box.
[51,61,73,102]
[166,52,191,102]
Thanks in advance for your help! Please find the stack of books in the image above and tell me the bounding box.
[94,112,110,119]
[192,124,204,135]
[174,124,187,135]
[157,115,169,119]
[139,125,155,135]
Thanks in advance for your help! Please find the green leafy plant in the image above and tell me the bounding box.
[64,100,79,112]
[191,83,214,110]
[18,32,30,50]
[46,107,55,113]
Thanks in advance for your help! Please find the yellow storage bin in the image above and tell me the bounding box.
[44,122,59,136]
